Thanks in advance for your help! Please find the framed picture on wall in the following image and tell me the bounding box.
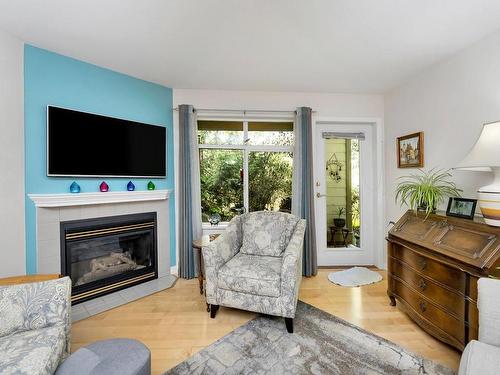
[397,131,424,168]
[446,197,477,220]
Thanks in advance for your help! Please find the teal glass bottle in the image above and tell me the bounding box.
[69,181,80,193]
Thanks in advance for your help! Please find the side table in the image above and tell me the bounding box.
[192,234,219,312]
[328,226,350,247]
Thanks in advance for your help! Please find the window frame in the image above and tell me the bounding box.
[197,116,295,227]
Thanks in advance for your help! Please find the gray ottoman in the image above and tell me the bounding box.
[56,338,151,375]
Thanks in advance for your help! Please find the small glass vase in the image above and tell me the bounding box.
[99,181,109,192]
[69,181,80,193]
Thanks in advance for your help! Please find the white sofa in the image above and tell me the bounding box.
[459,278,500,375]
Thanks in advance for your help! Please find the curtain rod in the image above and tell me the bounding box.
[172,107,316,114]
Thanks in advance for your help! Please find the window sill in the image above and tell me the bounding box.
[202,222,228,234]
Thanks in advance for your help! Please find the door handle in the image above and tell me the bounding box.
[418,258,427,271]
[418,279,427,291]
[316,192,326,198]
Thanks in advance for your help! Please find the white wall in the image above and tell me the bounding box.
[173,89,385,267]
[0,29,25,277]
[385,29,500,224]
[174,89,384,118]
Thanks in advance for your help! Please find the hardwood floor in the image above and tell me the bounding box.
[71,269,461,374]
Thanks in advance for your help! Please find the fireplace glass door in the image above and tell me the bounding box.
[61,212,158,303]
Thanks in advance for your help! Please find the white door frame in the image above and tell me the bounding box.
[313,116,385,268]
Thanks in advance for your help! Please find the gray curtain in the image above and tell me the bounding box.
[293,107,317,276]
[178,104,202,279]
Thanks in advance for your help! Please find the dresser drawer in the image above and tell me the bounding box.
[392,246,465,291]
[393,279,464,343]
[391,258,464,319]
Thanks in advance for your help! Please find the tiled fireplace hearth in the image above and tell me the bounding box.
[29,190,174,320]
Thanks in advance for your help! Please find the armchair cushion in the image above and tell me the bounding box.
[0,325,66,375]
[240,211,299,257]
[218,253,282,297]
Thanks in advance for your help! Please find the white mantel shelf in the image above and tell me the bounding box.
[28,189,171,208]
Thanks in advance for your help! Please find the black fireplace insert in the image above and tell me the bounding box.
[60,212,158,304]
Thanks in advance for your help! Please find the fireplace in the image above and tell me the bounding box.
[60,212,158,304]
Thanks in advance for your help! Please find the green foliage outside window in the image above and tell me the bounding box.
[199,129,293,222]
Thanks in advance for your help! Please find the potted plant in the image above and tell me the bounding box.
[333,207,346,228]
[353,226,360,247]
[395,168,462,217]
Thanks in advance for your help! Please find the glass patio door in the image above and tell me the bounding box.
[314,122,376,266]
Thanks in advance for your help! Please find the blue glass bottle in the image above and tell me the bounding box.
[69,181,80,193]
[127,181,135,191]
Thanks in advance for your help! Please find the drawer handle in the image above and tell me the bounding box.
[418,259,427,270]
[438,220,448,228]
[418,279,427,291]
[419,301,427,312]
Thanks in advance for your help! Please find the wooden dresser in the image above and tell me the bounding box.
[387,210,500,351]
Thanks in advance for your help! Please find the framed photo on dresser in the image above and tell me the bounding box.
[446,197,477,220]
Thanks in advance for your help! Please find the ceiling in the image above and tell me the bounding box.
[1,0,500,93]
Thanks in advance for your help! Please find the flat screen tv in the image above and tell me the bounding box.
[47,106,166,178]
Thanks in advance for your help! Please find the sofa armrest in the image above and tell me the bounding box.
[478,278,500,346]
[459,340,500,375]
[0,276,72,354]
[202,216,243,303]
[280,219,306,317]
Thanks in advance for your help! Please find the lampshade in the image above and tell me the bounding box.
[455,121,500,171]
[456,121,500,227]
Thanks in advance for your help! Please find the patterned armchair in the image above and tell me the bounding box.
[0,276,72,375]
[203,211,306,332]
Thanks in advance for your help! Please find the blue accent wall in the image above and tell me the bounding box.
[24,45,175,273]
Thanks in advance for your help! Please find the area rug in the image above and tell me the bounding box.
[165,301,454,375]
[328,266,383,287]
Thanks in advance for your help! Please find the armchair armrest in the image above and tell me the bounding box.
[478,278,500,346]
[202,216,243,303]
[280,219,306,317]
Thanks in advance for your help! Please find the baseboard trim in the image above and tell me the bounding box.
[170,265,178,276]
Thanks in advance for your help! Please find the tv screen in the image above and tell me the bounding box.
[47,106,166,178]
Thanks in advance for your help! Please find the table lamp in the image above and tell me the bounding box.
[456,121,500,226]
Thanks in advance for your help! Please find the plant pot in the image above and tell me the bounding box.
[333,218,346,228]
[417,205,436,214]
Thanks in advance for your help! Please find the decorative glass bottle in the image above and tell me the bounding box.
[99,181,109,192]
[69,181,80,193]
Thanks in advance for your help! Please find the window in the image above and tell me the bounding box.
[198,120,294,223]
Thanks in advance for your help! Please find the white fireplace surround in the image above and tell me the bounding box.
[29,189,172,279]
[29,189,170,207]
[28,189,175,321]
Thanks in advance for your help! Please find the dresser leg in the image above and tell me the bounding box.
[389,295,396,306]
